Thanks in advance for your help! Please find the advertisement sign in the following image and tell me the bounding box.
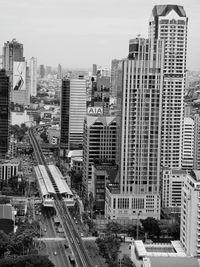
[87,107,103,115]
[13,61,26,91]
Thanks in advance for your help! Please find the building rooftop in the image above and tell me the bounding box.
[147,257,200,267]
[0,204,14,220]
[171,169,187,175]
[189,170,200,182]
[152,5,186,18]
[86,116,116,127]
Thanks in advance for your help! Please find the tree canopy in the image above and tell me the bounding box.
[0,254,54,267]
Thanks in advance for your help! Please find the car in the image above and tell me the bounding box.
[54,251,57,256]
[80,233,84,237]
[44,228,47,232]
[64,243,69,249]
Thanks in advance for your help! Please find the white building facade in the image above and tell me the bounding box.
[69,77,87,147]
[180,170,200,257]
[116,38,164,219]
[149,5,188,169]
[182,117,194,170]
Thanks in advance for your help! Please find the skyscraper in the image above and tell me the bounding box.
[149,5,188,169]
[0,69,10,158]
[106,38,164,219]
[60,75,87,155]
[69,76,87,148]
[2,39,28,105]
[30,57,37,97]
[120,38,164,196]
[60,77,70,157]
[2,39,24,73]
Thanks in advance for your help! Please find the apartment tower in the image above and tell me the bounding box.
[149,5,188,169]
[116,38,164,218]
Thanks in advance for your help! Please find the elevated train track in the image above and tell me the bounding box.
[29,128,93,267]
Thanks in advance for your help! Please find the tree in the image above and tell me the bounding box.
[0,231,9,258]
[0,254,54,267]
[106,221,122,237]
[0,197,10,204]
[96,235,121,267]
[141,217,161,238]
[121,255,136,267]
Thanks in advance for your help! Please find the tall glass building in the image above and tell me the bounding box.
[0,69,10,158]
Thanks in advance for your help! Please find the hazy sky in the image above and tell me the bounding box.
[0,0,199,70]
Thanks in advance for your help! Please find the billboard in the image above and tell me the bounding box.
[13,62,26,91]
[87,107,103,115]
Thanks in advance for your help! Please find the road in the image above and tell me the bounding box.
[29,127,93,267]
[42,208,71,267]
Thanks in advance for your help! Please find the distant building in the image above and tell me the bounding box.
[57,64,62,79]
[30,57,37,97]
[92,64,97,76]
[39,65,45,78]
[111,59,123,98]
[2,39,29,105]
[0,69,10,158]
[2,39,24,73]
[90,72,111,115]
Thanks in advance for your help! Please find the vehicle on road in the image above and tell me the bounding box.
[54,251,57,256]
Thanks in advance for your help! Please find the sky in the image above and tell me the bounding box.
[0,0,200,70]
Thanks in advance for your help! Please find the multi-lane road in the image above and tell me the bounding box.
[29,128,93,267]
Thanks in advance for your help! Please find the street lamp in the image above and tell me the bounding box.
[136,210,141,240]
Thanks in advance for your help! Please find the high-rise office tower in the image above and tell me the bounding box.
[2,39,24,73]
[30,57,37,97]
[60,75,87,155]
[69,76,87,148]
[60,77,70,157]
[114,38,164,219]
[0,69,10,158]
[39,65,45,78]
[149,5,188,169]
[82,115,117,200]
[2,39,28,105]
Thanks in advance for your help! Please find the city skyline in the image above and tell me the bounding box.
[0,0,199,70]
